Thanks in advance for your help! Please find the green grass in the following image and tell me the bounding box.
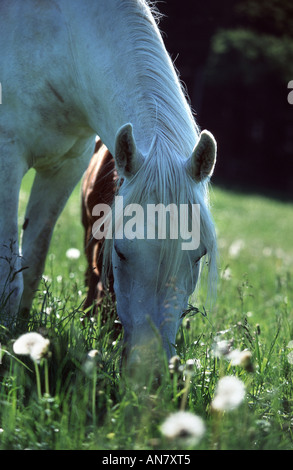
[0,170,293,450]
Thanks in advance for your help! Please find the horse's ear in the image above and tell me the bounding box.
[186,130,217,182]
[115,123,142,179]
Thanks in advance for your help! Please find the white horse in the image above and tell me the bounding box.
[0,0,217,368]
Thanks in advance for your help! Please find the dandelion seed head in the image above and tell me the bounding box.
[229,239,245,258]
[160,411,205,446]
[212,338,233,358]
[262,247,272,257]
[184,358,201,374]
[66,248,80,260]
[168,355,181,374]
[226,349,252,369]
[13,332,50,363]
[211,376,245,412]
[88,349,100,358]
[221,267,232,280]
[84,349,103,376]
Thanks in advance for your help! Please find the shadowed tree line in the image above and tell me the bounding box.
[159,0,293,198]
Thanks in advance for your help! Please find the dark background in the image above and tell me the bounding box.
[157,0,293,199]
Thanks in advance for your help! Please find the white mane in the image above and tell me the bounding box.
[101,0,217,299]
[116,0,199,157]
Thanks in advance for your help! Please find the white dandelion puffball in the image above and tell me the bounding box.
[212,376,246,412]
[88,349,100,358]
[228,239,245,258]
[226,349,252,368]
[212,339,232,358]
[161,411,205,446]
[66,248,81,260]
[13,332,50,363]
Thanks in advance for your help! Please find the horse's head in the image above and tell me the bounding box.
[104,124,217,376]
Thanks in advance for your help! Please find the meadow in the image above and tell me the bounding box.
[0,168,292,450]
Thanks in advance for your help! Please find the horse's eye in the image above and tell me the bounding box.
[115,245,127,261]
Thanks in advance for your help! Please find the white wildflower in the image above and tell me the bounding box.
[161,411,205,446]
[88,349,100,359]
[229,239,245,258]
[212,335,253,371]
[212,339,233,358]
[66,248,80,260]
[211,376,245,412]
[84,349,102,376]
[226,349,252,368]
[13,332,50,363]
[262,247,272,257]
[169,355,181,374]
[184,358,201,375]
[221,267,232,280]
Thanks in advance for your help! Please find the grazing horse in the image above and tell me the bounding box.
[0,0,217,371]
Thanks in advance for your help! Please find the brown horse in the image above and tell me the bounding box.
[81,139,118,313]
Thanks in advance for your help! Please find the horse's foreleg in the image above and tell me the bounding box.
[19,148,92,328]
[0,143,26,329]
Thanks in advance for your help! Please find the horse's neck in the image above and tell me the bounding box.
[66,0,197,158]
